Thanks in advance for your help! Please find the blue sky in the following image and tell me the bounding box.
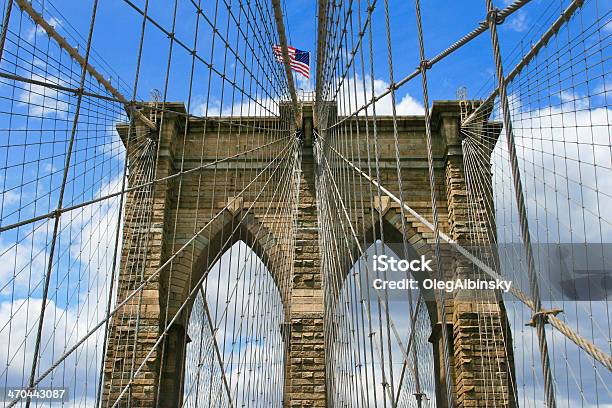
[36,0,563,109]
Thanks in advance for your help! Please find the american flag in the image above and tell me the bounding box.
[273,45,310,79]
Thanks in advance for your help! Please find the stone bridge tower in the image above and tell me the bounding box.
[102,100,515,407]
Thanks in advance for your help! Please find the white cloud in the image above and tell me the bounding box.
[43,163,57,173]
[295,74,312,93]
[488,104,612,244]
[1,189,20,207]
[68,175,123,270]
[191,75,423,119]
[192,95,277,117]
[595,82,611,100]
[0,236,47,295]
[0,298,104,400]
[18,72,69,119]
[336,75,424,116]
[505,11,529,33]
[558,89,590,110]
[26,17,62,42]
[0,176,122,404]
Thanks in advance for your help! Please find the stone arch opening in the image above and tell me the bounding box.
[333,208,441,324]
[160,207,291,324]
[156,208,291,406]
[326,207,441,406]
[181,240,286,407]
[182,209,291,313]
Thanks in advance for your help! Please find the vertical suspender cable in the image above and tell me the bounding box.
[484,1,557,406]
[414,1,455,406]
[24,1,100,407]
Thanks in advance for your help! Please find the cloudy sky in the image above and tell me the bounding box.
[0,0,610,406]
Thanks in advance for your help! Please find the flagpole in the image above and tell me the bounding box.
[309,53,312,94]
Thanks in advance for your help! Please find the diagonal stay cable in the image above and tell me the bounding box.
[0,135,291,233]
[317,131,430,391]
[462,0,585,126]
[322,0,534,131]
[107,137,295,408]
[12,0,156,130]
[24,1,101,406]
[3,136,296,407]
[324,138,612,372]
[485,0,556,404]
[0,69,290,133]
[203,298,235,408]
